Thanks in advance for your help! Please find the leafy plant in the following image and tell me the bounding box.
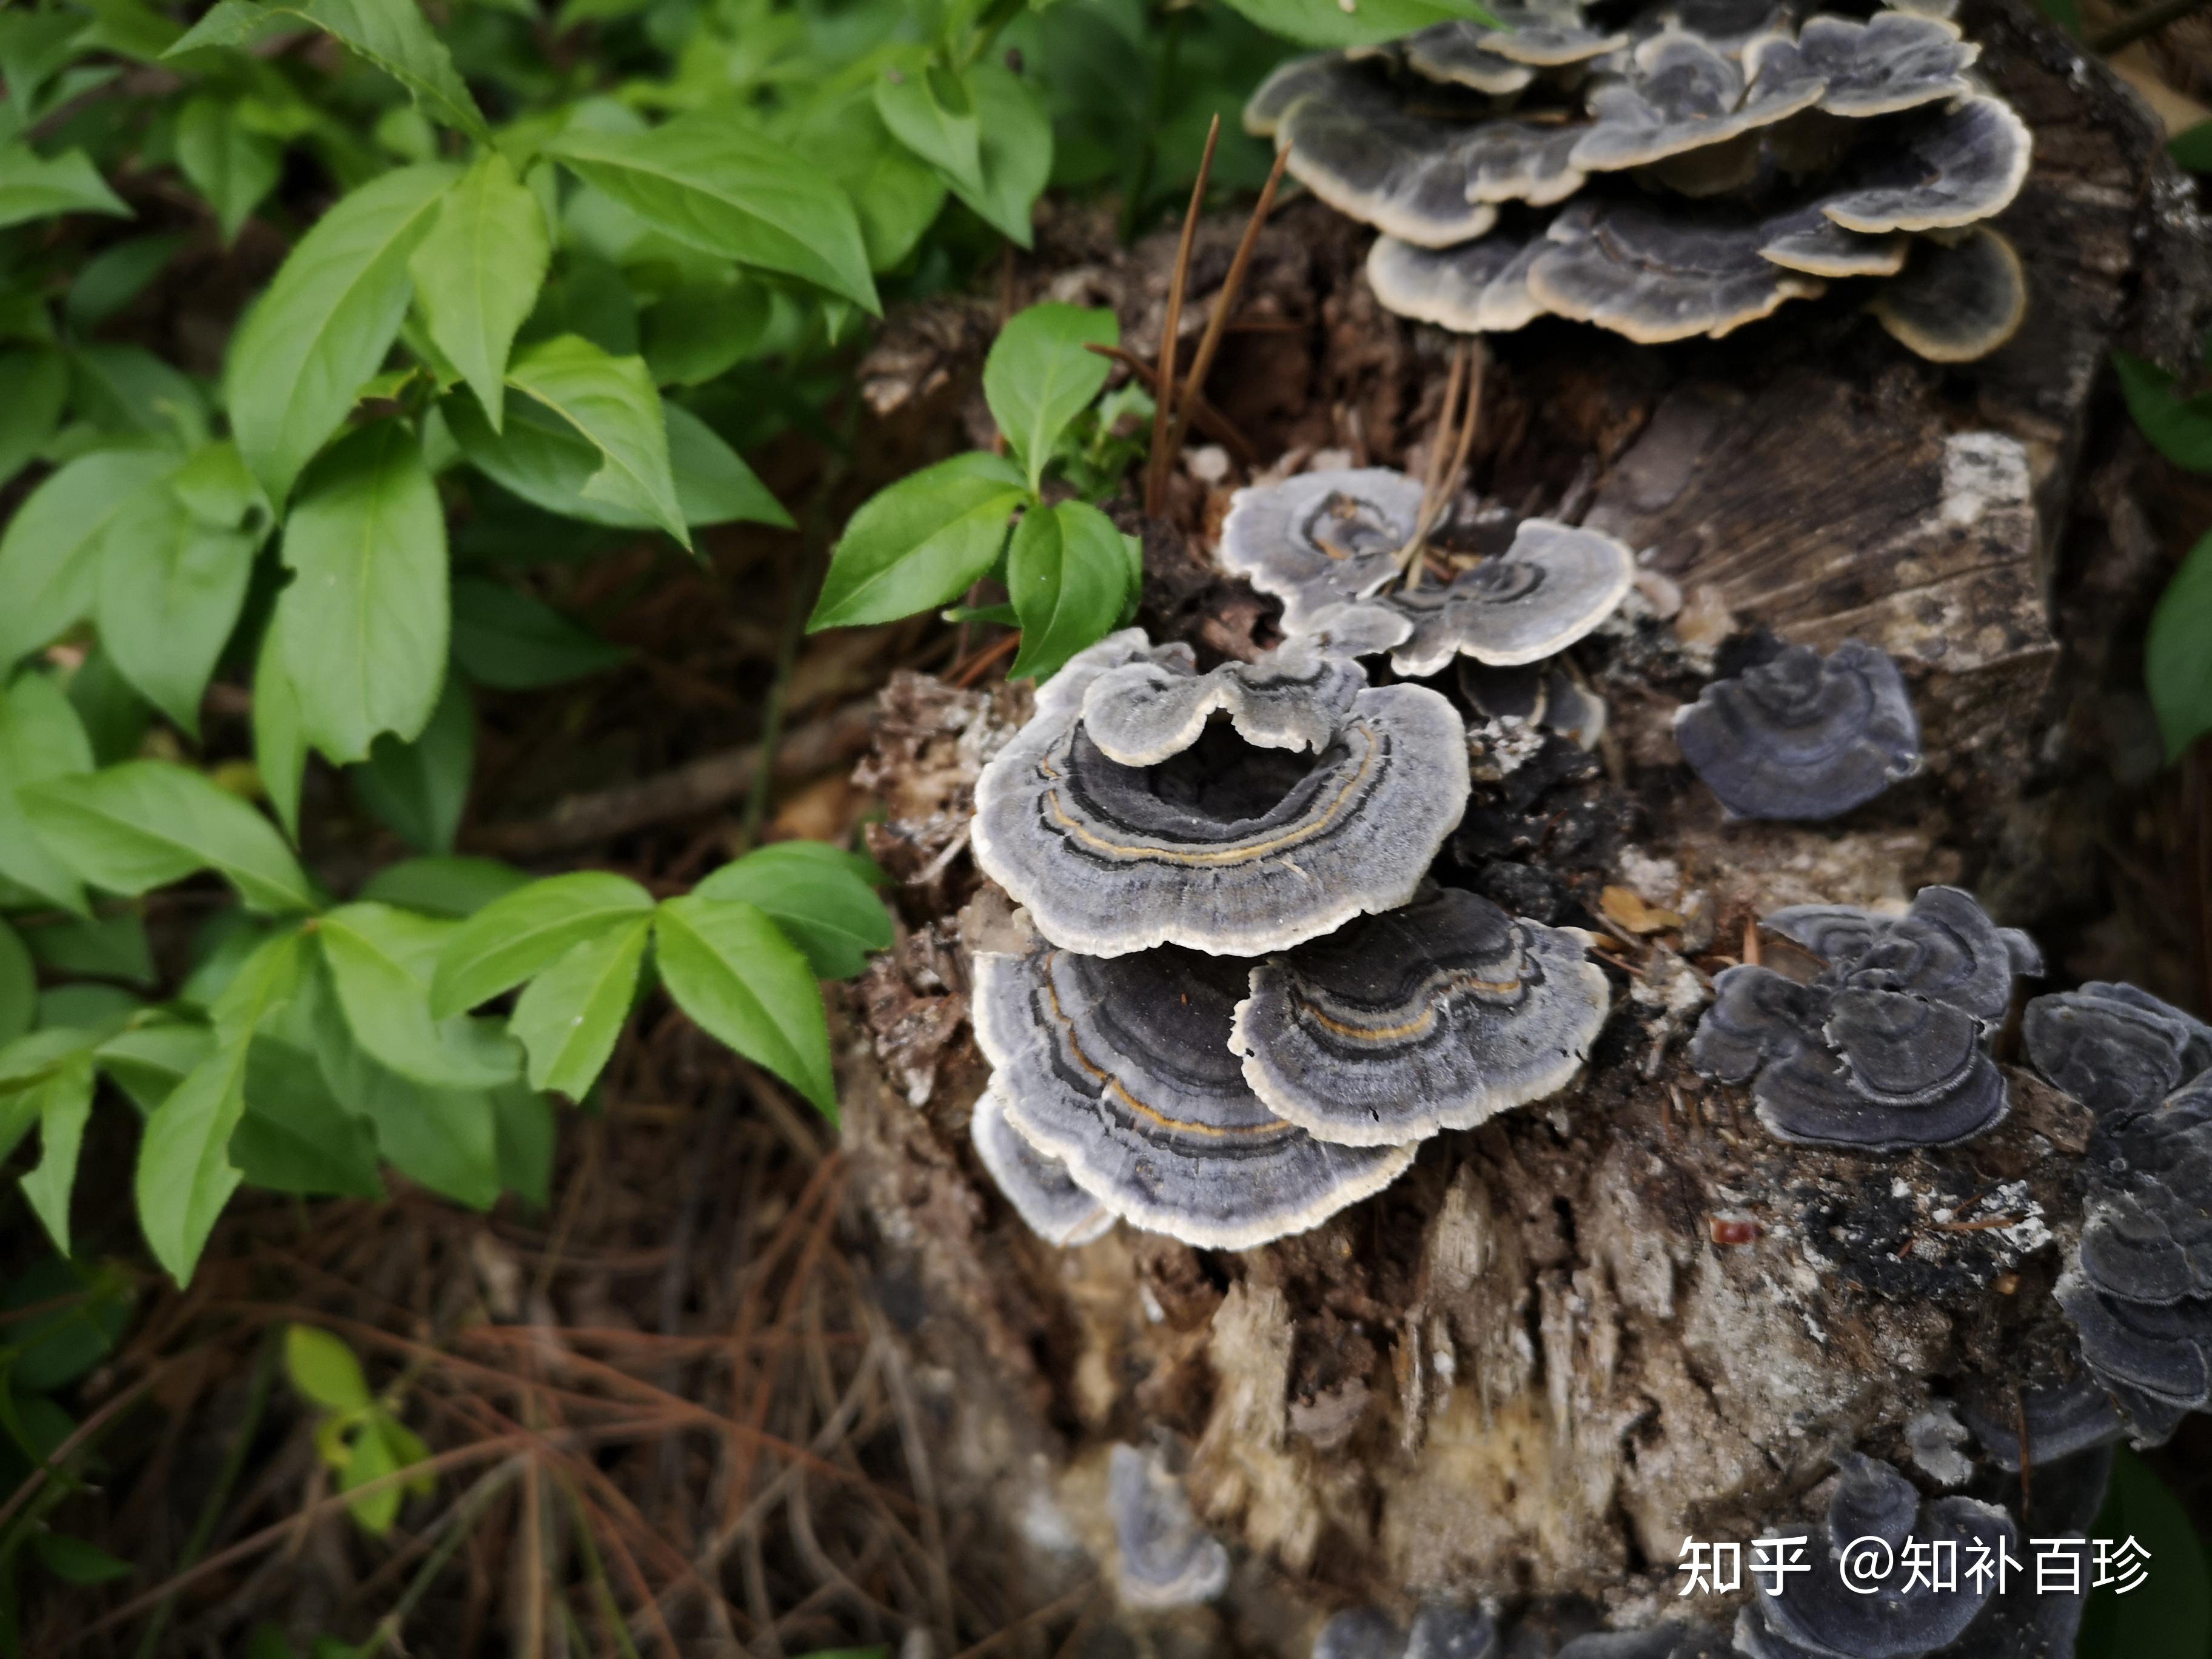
[284,1323,432,1535]
[2117,349,2212,759]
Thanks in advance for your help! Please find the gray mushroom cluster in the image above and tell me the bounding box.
[1688,885,2039,1151]
[1245,0,2033,360]
[968,628,1614,1251]
[1674,638,1923,820]
[1109,1442,1232,1610]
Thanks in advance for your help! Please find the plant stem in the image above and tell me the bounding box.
[1144,115,1221,519]
[1162,142,1291,463]
[355,1461,525,1659]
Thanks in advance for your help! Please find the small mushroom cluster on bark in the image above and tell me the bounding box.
[1245,0,2032,358]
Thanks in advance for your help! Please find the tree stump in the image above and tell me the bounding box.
[831,5,2212,1649]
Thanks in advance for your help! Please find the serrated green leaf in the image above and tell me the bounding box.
[274,420,450,765]
[286,1322,372,1410]
[351,672,472,854]
[22,760,313,912]
[450,576,629,690]
[169,0,486,140]
[17,1048,93,1254]
[654,894,834,1115]
[93,484,257,737]
[808,452,1025,630]
[226,163,457,506]
[948,63,1051,249]
[694,842,891,980]
[0,672,97,916]
[984,303,1118,492]
[357,855,531,918]
[503,335,688,548]
[410,150,549,432]
[319,902,523,1087]
[175,95,282,244]
[0,449,181,669]
[1007,500,1132,682]
[2148,528,2212,762]
[874,57,982,196]
[543,109,877,313]
[2115,350,2212,475]
[253,624,309,844]
[510,914,648,1099]
[0,145,130,229]
[431,870,656,1016]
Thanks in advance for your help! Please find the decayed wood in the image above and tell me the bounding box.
[831,4,2212,1649]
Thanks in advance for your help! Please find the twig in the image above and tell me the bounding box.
[949,631,1021,688]
[2089,0,2211,52]
[355,1460,526,1659]
[1082,344,1259,464]
[1145,114,1220,518]
[1162,143,1292,462]
[469,703,877,857]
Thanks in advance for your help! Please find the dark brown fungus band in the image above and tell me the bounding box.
[1233,885,1610,1146]
[1107,1443,1231,1610]
[1734,1454,2016,1659]
[973,928,1416,1250]
[1869,227,2028,363]
[1216,468,1431,633]
[968,1081,1112,1247]
[1672,639,1922,822]
[971,630,1470,958]
[2024,979,2212,1124]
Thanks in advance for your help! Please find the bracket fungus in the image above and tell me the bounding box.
[1313,1604,1500,1659]
[1232,884,1610,1146]
[1108,1442,1231,1610]
[969,1081,1113,1247]
[2024,979,2212,1124]
[1555,1625,1732,1659]
[1672,639,1922,821]
[1079,637,1364,766]
[1689,886,2034,1151]
[1243,1,2034,360]
[973,930,1417,1250]
[2052,1074,2212,1444]
[971,630,1470,959]
[1953,1374,2124,1471]
[1734,1453,2016,1659]
[1216,469,1432,634]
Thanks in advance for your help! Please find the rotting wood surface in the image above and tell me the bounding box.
[831,3,2212,1649]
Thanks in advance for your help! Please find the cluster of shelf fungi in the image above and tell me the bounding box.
[960,461,2212,1658]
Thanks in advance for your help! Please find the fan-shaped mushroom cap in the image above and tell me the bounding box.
[1245,54,1343,138]
[1218,469,1428,632]
[1316,1609,1409,1659]
[1687,963,1824,1082]
[1232,885,1610,1146]
[1407,7,1631,70]
[1767,885,2039,1028]
[1871,226,2027,362]
[1557,1625,1733,1659]
[1752,1010,2007,1149]
[1389,24,1539,93]
[1529,203,1828,341]
[1740,1454,2016,1659]
[1571,25,1826,173]
[1367,228,1554,335]
[2075,1080,2212,1305]
[1818,94,2033,233]
[1108,1443,1231,1609]
[2024,980,2212,1124]
[1404,1604,1501,1659]
[974,931,1418,1250]
[1672,639,1921,820]
[1464,122,1595,206]
[970,1081,1113,1246]
[1758,205,1910,276]
[2052,1268,2208,1444]
[1080,638,1365,766]
[972,630,1470,959]
[1631,0,1793,56]
[1787,10,1979,117]
[1955,1374,2125,1471]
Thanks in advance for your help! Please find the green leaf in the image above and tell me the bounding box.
[172,438,268,531]
[0,145,130,229]
[0,671,97,916]
[175,95,282,244]
[209,926,309,1045]
[253,625,309,843]
[694,842,891,980]
[22,760,315,913]
[874,58,983,196]
[0,347,68,488]
[38,982,142,1029]
[2115,350,2212,474]
[73,343,211,445]
[808,452,1025,631]
[24,910,153,984]
[1,1257,132,1392]
[949,63,1051,249]
[654,894,835,1115]
[0,11,93,107]
[67,642,153,765]
[509,914,648,1099]
[16,1049,93,1253]
[640,279,771,386]
[1007,500,1133,682]
[2078,1448,2211,1658]
[504,335,688,548]
[286,1322,372,1410]
[0,449,180,668]
[357,855,531,918]
[318,902,523,1087]
[96,1019,216,1112]
[450,576,629,690]
[542,109,878,314]
[67,232,184,330]
[233,1037,385,1196]
[0,919,32,1046]
[136,1035,251,1281]
[169,0,488,141]
[431,870,656,1016]
[491,1081,553,1207]
[983,303,1118,493]
[351,672,472,854]
[226,162,457,506]
[663,404,793,530]
[797,93,947,274]
[2148,528,2212,762]
[93,485,258,737]
[2173,119,2212,174]
[30,1532,133,1586]
[274,419,450,764]
[1216,0,1493,45]
[409,151,549,432]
